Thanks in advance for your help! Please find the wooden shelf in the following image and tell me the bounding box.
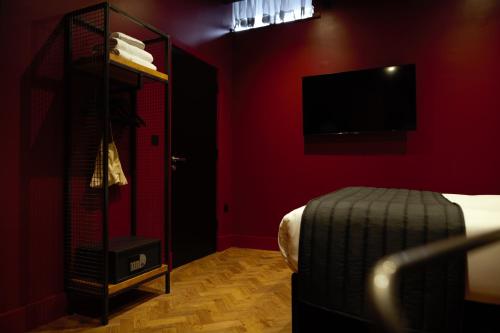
[109,53,168,82]
[109,264,167,295]
[71,264,168,296]
[73,54,168,86]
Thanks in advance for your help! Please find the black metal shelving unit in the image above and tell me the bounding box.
[63,2,171,324]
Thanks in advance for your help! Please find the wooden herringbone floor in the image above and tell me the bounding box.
[32,248,292,333]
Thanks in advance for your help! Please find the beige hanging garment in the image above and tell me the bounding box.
[90,131,128,188]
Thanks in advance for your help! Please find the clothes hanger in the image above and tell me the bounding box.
[110,97,146,128]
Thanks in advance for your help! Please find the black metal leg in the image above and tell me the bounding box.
[101,297,109,325]
[130,90,137,237]
[67,292,74,315]
[165,271,170,294]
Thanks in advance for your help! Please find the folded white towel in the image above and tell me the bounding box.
[111,48,157,71]
[110,32,145,50]
[109,37,154,63]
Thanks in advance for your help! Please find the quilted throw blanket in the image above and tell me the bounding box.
[298,187,465,332]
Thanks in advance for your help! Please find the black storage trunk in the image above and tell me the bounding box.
[75,236,161,284]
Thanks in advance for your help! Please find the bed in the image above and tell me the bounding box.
[278,189,500,332]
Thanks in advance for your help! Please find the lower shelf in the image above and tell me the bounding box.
[71,264,168,296]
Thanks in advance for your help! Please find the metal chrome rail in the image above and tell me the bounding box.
[367,228,500,333]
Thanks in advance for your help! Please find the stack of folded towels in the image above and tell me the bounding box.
[109,32,157,70]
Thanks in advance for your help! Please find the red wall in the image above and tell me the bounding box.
[231,0,500,249]
[0,0,233,331]
[3,0,500,330]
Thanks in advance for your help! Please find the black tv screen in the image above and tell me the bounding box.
[302,64,416,135]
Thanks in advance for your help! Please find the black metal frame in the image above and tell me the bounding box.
[291,229,500,333]
[368,228,500,333]
[63,2,171,324]
[63,7,73,314]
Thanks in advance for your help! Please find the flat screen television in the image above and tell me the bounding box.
[302,64,416,135]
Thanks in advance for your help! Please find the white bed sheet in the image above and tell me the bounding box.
[278,193,500,304]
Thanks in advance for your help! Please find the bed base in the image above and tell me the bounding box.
[291,273,500,333]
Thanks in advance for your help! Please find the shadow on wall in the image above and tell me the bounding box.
[304,132,407,155]
[18,18,66,331]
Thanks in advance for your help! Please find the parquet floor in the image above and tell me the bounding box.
[32,248,293,333]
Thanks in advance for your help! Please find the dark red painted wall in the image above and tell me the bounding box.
[231,0,500,248]
[0,0,233,331]
[3,0,500,330]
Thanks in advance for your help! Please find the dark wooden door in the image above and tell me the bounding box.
[171,47,217,268]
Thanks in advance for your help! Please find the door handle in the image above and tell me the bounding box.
[171,156,187,163]
[171,156,186,171]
